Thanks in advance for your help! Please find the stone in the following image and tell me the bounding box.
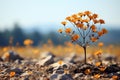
[37,55,54,66]
[105,64,120,73]
[2,50,23,61]
[40,51,55,59]
[50,73,73,80]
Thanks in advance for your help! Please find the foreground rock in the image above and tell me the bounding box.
[1,50,23,61]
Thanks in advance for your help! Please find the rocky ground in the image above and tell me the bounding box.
[0,51,120,80]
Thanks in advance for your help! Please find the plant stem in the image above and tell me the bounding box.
[83,46,87,64]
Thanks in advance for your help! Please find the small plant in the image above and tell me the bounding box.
[58,11,108,63]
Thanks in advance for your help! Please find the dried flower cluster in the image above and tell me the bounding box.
[59,11,108,63]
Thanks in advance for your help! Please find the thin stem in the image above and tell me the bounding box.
[83,46,87,64]
[70,22,83,38]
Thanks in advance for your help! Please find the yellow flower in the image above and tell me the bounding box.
[61,21,67,26]
[65,28,72,34]
[10,71,16,77]
[99,19,105,24]
[58,29,63,33]
[71,34,80,41]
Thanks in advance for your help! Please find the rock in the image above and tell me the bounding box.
[74,63,99,74]
[2,50,23,61]
[64,53,77,63]
[40,51,55,59]
[105,64,120,73]
[73,73,84,79]
[37,55,54,66]
[55,67,64,74]
[50,73,73,80]
[10,67,23,74]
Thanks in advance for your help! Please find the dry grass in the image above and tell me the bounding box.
[0,44,120,61]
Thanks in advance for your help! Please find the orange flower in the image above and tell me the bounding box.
[64,69,69,74]
[61,21,67,26]
[98,42,104,47]
[10,71,16,77]
[91,25,96,30]
[88,15,93,20]
[91,37,97,42]
[98,31,103,37]
[94,50,102,55]
[82,19,89,23]
[71,14,78,19]
[65,28,72,33]
[71,19,77,23]
[102,28,108,34]
[93,19,99,24]
[84,11,91,15]
[24,39,33,46]
[71,34,80,41]
[3,52,10,58]
[66,16,71,21]
[92,29,97,32]
[99,19,105,24]
[78,12,84,17]
[84,69,91,75]
[93,14,98,19]
[95,62,101,67]
[99,66,106,71]
[76,23,84,28]
[112,75,118,80]
[58,29,63,33]
[58,60,63,66]
[94,74,100,79]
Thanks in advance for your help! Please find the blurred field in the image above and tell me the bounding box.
[0,42,120,61]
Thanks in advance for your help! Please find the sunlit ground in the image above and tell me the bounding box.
[0,42,120,61]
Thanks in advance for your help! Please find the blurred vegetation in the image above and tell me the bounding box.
[0,23,120,46]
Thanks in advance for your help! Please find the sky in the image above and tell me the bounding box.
[0,0,120,31]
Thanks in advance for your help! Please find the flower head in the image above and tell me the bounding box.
[99,19,105,24]
[102,28,108,34]
[65,28,72,34]
[61,21,67,26]
[58,29,63,33]
[94,74,100,79]
[10,71,16,77]
[71,34,80,41]
[84,69,91,75]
